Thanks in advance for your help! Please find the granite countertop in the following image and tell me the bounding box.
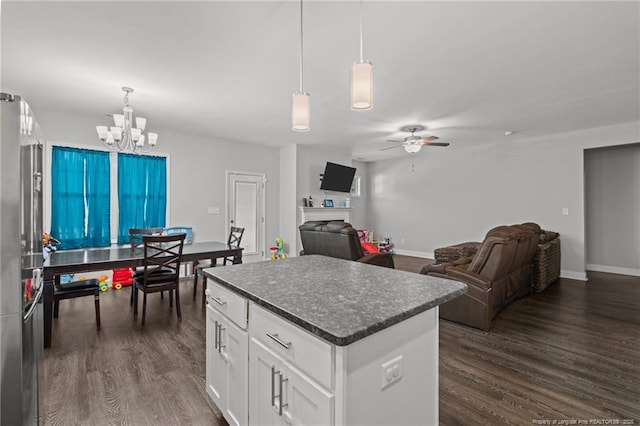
[202,255,466,346]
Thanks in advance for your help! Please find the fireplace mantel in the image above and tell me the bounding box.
[299,207,352,224]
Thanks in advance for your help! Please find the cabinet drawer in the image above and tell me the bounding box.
[250,303,332,390]
[207,281,248,330]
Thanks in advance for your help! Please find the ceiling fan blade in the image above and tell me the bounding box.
[417,136,440,145]
[379,145,403,151]
[426,142,450,147]
[385,139,404,143]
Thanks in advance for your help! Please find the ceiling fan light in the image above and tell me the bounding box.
[404,144,421,154]
[350,61,373,110]
[292,92,310,132]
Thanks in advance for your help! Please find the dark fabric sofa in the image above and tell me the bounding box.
[299,221,394,268]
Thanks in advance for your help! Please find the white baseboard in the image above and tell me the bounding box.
[586,264,640,277]
[394,249,434,259]
[560,270,588,281]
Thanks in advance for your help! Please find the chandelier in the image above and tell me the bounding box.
[95,87,158,153]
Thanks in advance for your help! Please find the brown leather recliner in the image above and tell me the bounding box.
[421,223,540,331]
[299,221,394,268]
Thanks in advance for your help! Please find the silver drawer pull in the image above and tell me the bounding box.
[212,297,226,306]
[271,366,278,407]
[214,320,219,349]
[266,332,292,350]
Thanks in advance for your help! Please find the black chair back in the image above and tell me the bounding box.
[228,226,245,248]
[141,233,186,288]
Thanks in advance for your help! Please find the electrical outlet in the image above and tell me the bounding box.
[207,207,221,214]
[400,238,406,245]
[562,207,569,216]
[380,355,403,390]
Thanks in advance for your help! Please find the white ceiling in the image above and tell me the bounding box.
[2,1,638,161]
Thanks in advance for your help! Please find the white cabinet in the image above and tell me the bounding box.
[249,337,333,426]
[205,285,249,426]
[206,282,440,426]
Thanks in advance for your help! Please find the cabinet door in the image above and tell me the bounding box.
[221,316,248,426]
[287,365,333,426]
[206,305,227,409]
[249,338,288,426]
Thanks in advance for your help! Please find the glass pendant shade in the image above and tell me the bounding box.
[105,132,115,145]
[404,144,421,154]
[292,92,310,131]
[96,126,108,140]
[113,114,125,127]
[148,132,158,146]
[130,127,142,141]
[351,61,373,110]
[136,117,146,131]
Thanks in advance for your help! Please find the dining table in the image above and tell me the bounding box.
[42,241,243,348]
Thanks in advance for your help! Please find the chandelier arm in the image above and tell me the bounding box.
[135,144,153,154]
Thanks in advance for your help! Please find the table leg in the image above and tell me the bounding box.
[43,273,56,348]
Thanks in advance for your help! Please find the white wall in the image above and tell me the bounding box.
[279,145,297,257]
[293,145,353,254]
[368,121,640,279]
[37,109,281,255]
[585,143,640,275]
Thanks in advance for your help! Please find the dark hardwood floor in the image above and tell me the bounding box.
[41,256,640,425]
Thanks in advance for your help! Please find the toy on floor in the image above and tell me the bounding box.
[270,246,278,260]
[112,268,133,288]
[98,275,109,292]
[275,237,287,259]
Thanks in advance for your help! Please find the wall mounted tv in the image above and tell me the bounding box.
[320,162,357,193]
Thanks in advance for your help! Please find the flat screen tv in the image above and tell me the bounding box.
[320,162,356,193]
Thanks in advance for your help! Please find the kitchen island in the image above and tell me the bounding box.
[202,255,466,426]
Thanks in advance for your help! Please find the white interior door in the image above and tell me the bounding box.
[226,171,265,263]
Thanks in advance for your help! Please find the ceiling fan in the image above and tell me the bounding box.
[381,125,450,153]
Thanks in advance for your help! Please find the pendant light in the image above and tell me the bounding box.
[351,0,373,110]
[292,0,310,131]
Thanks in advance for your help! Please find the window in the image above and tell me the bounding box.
[48,145,169,249]
[350,175,361,197]
[50,146,111,249]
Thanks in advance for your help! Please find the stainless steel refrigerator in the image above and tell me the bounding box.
[1,93,44,425]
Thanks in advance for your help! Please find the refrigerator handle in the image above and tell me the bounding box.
[23,268,43,322]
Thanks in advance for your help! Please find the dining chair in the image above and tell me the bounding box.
[132,233,186,326]
[129,227,165,305]
[192,226,245,303]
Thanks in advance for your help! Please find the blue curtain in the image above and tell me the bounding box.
[51,147,110,249]
[84,150,111,247]
[117,153,166,244]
